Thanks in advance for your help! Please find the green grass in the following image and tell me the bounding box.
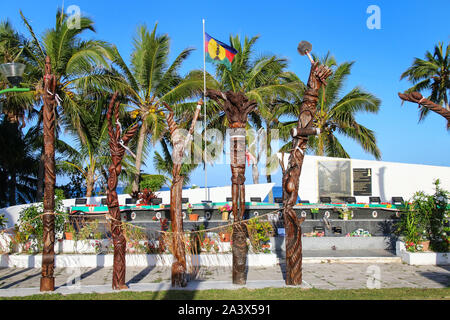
[2,287,449,300]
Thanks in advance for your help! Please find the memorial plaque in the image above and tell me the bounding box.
[353,168,372,196]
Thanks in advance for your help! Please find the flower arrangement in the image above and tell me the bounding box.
[218,204,231,213]
[345,228,371,237]
[186,203,193,215]
[218,204,231,220]
[303,231,325,237]
[201,238,218,253]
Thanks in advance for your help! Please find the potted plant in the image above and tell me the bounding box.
[219,204,231,221]
[64,223,75,240]
[186,203,198,221]
[219,231,231,242]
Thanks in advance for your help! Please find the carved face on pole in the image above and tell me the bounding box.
[206,89,256,285]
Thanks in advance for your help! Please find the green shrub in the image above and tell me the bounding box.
[396,179,449,252]
[17,189,68,251]
[124,174,167,194]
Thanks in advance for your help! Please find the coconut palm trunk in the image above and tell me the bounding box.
[40,56,57,292]
[207,89,256,284]
[283,61,332,286]
[164,101,201,287]
[106,92,140,290]
[131,120,148,194]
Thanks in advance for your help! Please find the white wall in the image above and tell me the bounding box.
[279,154,450,203]
[0,184,275,229]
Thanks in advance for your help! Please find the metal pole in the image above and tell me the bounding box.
[202,19,208,201]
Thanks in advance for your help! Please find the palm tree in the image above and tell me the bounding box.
[18,9,120,197]
[207,34,298,201]
[19,9,118,138]
[280,53,381,160]
[401,42,449,121]
[60,94,112,197]
[111,23,205,194]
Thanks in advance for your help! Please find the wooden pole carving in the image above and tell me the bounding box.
[106,92,140,290]
[40,56,57,292]
[283,61,332,286]
[398,91,450,129]
[206,90,257,284]
[164,100,202,287]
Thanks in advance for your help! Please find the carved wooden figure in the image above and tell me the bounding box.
[164,100,202,287]
[398,91,450,129]
[282,59,332,286]
[206,90,257,284]
[40,56,57,292]
[106,92,140,290]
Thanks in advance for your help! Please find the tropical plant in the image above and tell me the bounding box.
[60,94,113,197]
[246,217,273,253]
[16,9,120,197]
[401,42,449,121]
[396,179,449,252]
[206,34,299,201]
[111,23,206,194]
[17,188,68,251]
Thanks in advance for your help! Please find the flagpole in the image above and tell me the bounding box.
[202,18,208,201]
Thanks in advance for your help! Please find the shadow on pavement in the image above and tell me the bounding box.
[419,265,450,287]
[126,266,155,285]
[0,269,40,289]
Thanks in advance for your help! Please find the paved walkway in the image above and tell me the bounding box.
[0,261,448,297]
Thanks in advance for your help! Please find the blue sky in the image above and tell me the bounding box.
[2,0,449,188]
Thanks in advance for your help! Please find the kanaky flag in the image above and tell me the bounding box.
[205,33,237,70]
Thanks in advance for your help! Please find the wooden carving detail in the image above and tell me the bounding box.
[164,100,202,287]
[40,56,57,292]
[398,91,450,129]
[106,92,139,290]
[283,61,332,285]
[206,89,257,284]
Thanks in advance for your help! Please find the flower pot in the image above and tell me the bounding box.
[65,232,73,240]
[220,232,231,242]
[222,211,229,221]
[419,240,430,252]
[189,214,199,221]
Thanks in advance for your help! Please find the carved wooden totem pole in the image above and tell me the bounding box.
[164,100,202,287]
[283,42,332,285]
[207,90,257,284]
[106,92,140,290]
[40,56,57,292]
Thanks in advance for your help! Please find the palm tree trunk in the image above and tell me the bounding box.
[170,168,187,287]
[106,92,140,290]
[85,170,95,198]
[252,163,259,184]
[283,62,332,286]
[132,120,148,194]
[40,56,56,292]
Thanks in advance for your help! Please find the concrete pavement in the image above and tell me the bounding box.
[0,260,448,297]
